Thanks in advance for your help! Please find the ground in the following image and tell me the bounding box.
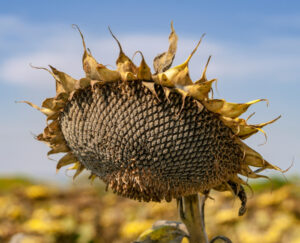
[0,175,299,243]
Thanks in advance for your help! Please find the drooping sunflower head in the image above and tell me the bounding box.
[23,23,283,214]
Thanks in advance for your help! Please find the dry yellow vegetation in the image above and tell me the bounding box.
[0,176,299,243]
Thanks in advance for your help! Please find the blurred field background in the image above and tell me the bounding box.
[0,175,299,243]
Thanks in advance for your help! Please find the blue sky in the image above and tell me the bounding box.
[0,0,299,182]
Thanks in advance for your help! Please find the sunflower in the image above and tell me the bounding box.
[23,23,282,215]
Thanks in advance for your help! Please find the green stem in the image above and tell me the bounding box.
[178,194,209,243]
[179,194,233,243]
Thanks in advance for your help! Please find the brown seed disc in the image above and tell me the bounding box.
[59,81,243,202]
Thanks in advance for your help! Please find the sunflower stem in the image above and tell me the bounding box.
[179,194,209,243]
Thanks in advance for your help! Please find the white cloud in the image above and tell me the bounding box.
[1,18,299,89]
[1,50,82,87]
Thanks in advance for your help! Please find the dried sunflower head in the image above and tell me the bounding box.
[23,23,282,210]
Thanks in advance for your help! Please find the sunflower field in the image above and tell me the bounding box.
[0,176,299,243]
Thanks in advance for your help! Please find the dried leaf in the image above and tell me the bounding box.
[76,78,91,89]
[109,27,137,80]
[239,116,281,139]
[222,115,280,141]
[73,24,102,80]
[73,163,85,179]
[42,98,65,111]
[18,101,55,117]
[154,35,205,87]
[142,81,159,99]
[153,22,178,74]
[185,79,216,100]
[49,66,77,93]
[195,55,212,83]
[89,173,97,183]
[47,120,60,132]
[47,143,69,155]
[152,73,173,87]
[96,64,121,82]
[135,51,152,80]
[56,153,78,171]
[204,99,268,119]
[239,165,269,179]
[30,64,65,95]
[236,138,282,171]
